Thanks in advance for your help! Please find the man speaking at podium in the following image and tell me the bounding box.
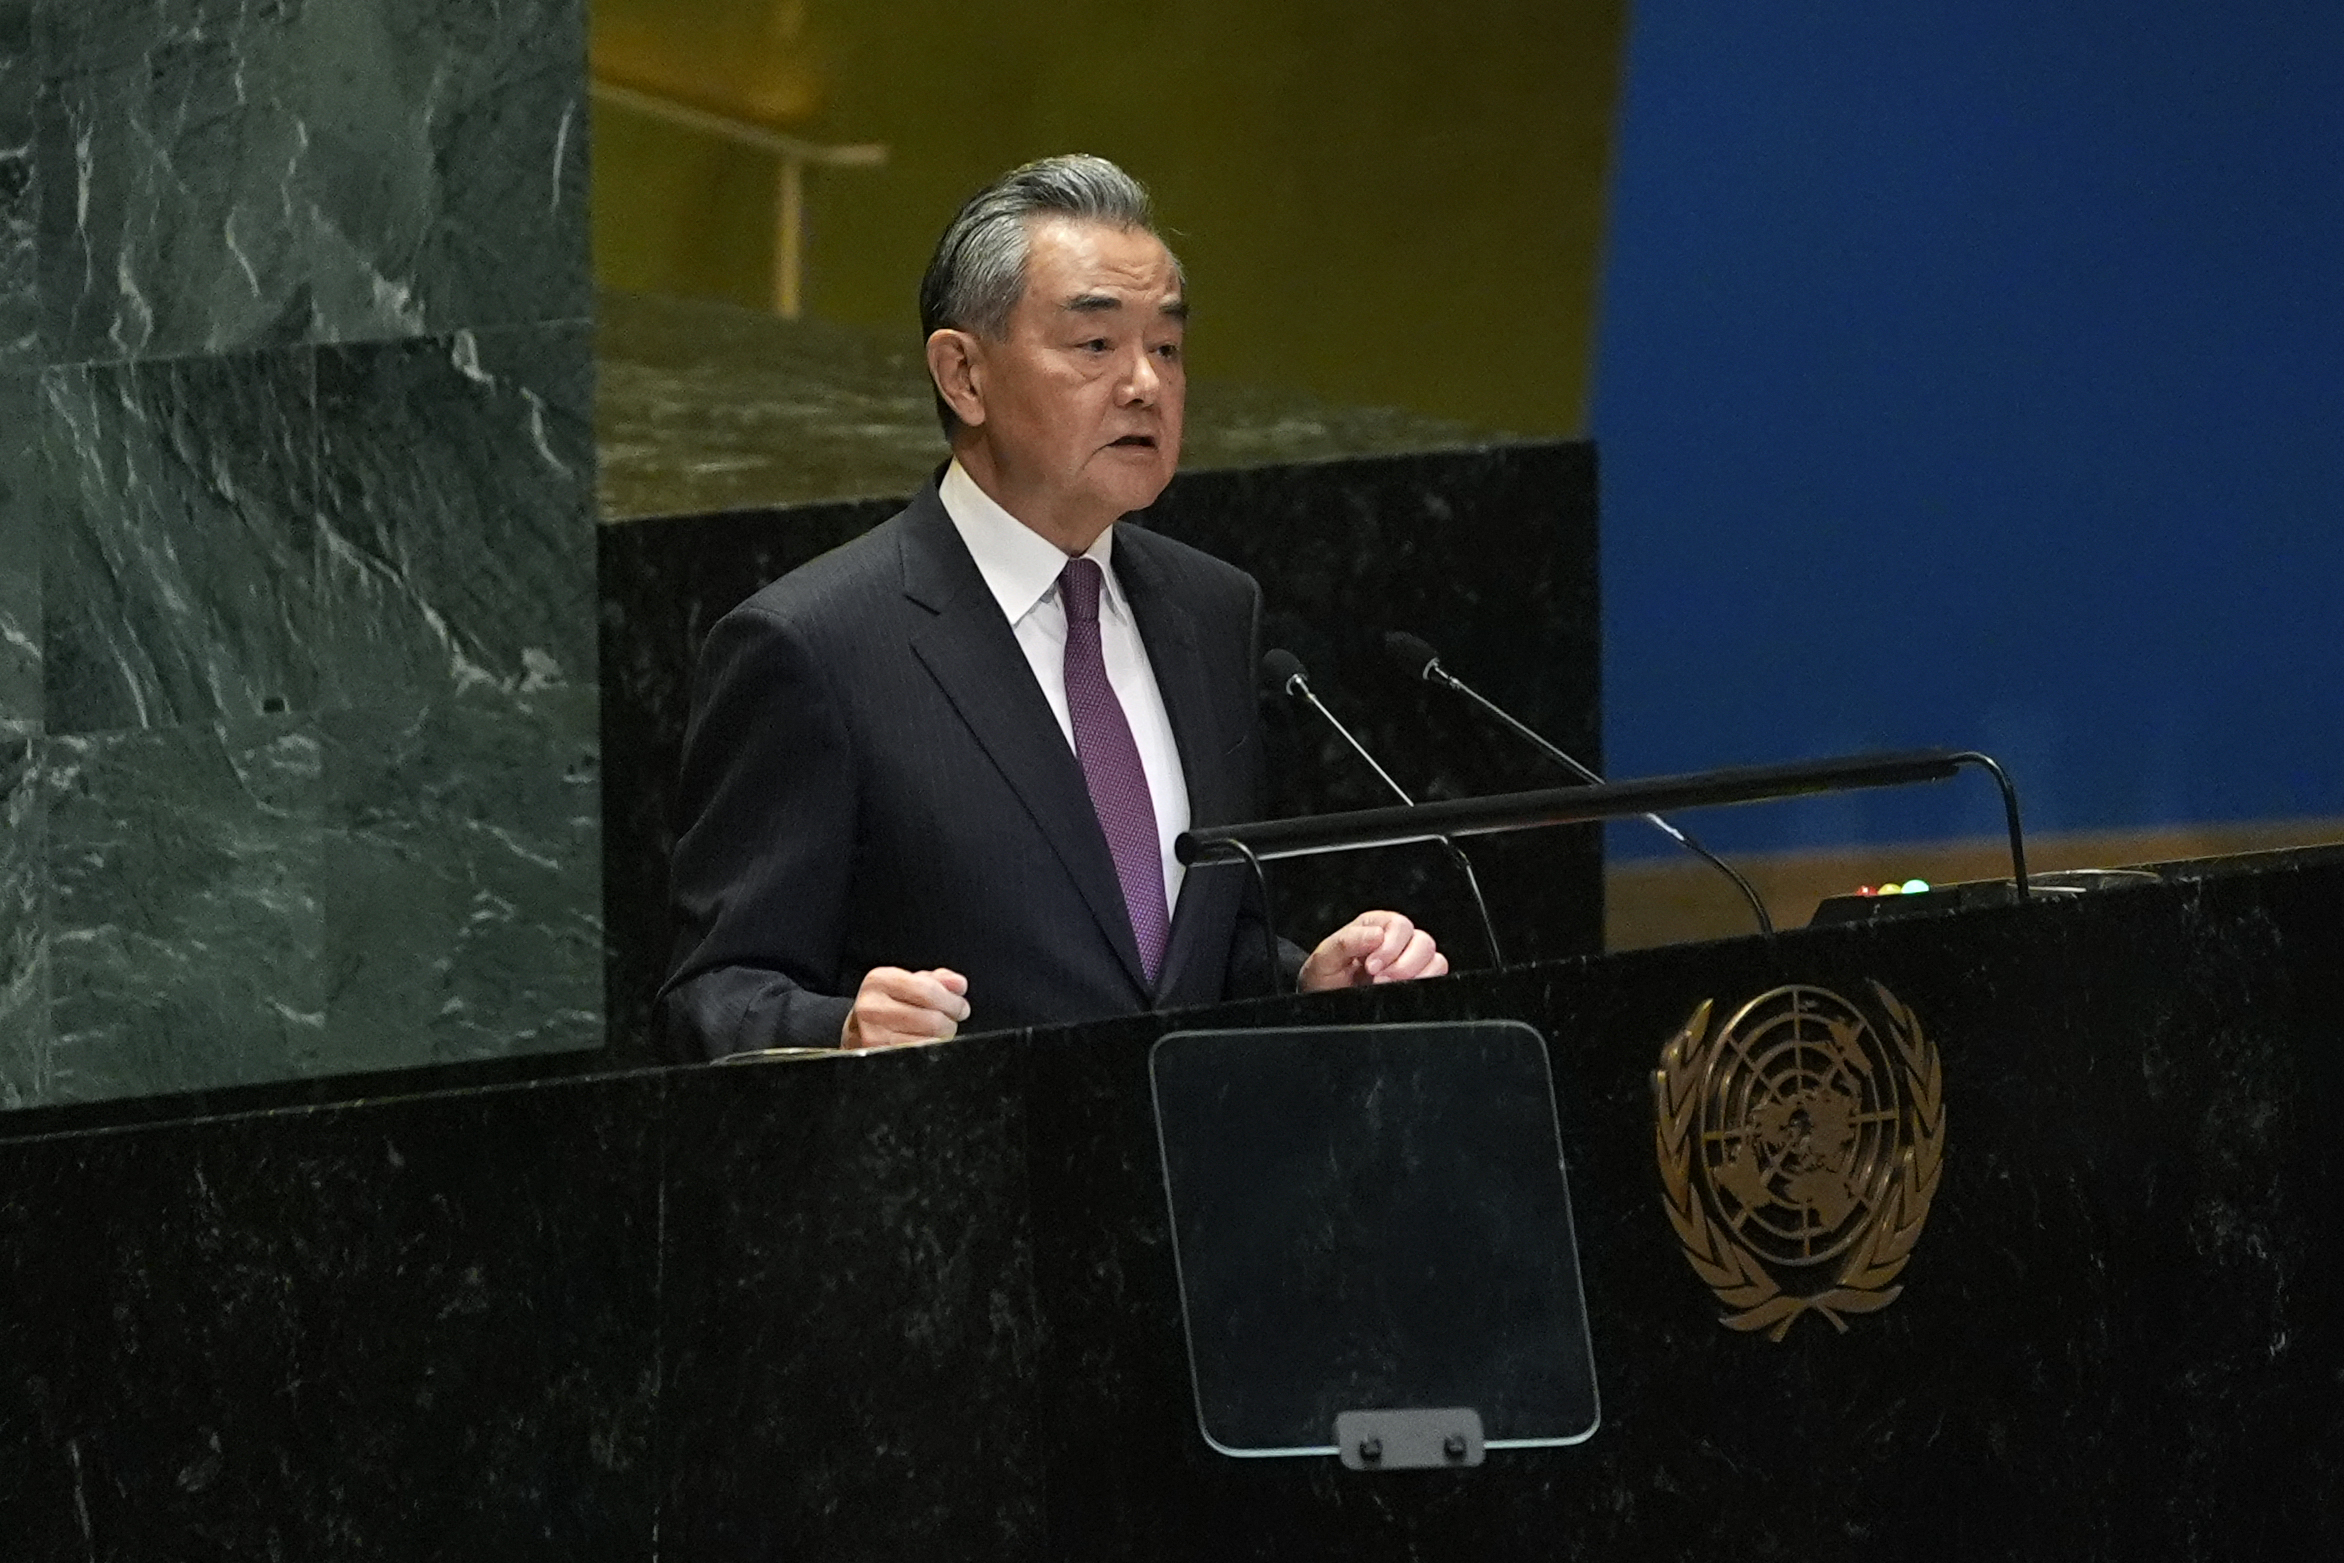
[660,155,1445,1057]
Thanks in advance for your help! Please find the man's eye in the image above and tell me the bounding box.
[1081,338,1110,352]
[1155,343,1181,361]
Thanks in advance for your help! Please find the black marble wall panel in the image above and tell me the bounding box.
[657,1053,1047,1560]
[0,1073,665,1559]
[0,1,599,1107]
[597,443,1603,1053]
[1,849,2339,1558]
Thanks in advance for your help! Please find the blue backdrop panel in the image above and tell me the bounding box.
[1594,0,2344,854]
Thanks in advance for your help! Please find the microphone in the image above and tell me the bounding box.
[1262,649,1505,969]
[1382,631,1775,936]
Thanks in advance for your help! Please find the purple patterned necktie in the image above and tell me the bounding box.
[1058,556,1171,986]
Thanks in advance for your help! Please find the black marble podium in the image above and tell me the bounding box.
[4,845,2340,1559]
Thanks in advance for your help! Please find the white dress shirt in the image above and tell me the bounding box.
[938,461,1192,916]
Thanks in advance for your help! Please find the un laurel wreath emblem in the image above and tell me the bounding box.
[1653,982,1946,1341]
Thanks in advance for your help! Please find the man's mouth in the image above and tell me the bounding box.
[1107,434,1158,449]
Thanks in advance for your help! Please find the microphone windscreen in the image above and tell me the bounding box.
[1260,648,1307,690]
[1383,630,1441,679]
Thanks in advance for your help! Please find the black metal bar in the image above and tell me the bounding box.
[1220,836,1286,993]
[1176,749,1968,866]
[1950,751,2031,901]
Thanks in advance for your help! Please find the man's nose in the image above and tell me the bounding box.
[1120,344,1159,406]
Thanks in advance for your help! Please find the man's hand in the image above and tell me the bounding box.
[841,967,971,1049]
[1296,911,1448,992]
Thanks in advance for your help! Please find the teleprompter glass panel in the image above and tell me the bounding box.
[1150,1022,1599,1457]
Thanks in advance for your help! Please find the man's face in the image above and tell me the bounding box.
[944,217,1187,539]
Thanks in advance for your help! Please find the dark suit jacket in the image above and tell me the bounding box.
[657,479,1287,1057]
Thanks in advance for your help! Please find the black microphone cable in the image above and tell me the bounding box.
[1263,649,1506,969]
[1382,631,1775,937]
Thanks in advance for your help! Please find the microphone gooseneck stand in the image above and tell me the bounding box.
[1382,631,1777,937]
[1263,650,1507,972]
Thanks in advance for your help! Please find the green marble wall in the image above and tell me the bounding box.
[0,0,601,1107]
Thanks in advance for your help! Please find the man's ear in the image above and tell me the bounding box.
[925,329,987,429]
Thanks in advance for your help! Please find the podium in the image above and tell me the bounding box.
[4,847,2342,1559]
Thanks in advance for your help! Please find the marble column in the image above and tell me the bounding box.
[0,0,599,1107]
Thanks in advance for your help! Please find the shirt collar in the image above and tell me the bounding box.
[939,460,1125,626]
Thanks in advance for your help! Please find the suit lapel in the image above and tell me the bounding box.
[1115,528,1237,828]
[898,489,1150,992]
[1115,527,1245,1001]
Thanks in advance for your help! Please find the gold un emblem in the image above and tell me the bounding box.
[1653,982,1945,1341]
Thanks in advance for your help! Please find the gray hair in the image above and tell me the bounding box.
[919,154,1182,434]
